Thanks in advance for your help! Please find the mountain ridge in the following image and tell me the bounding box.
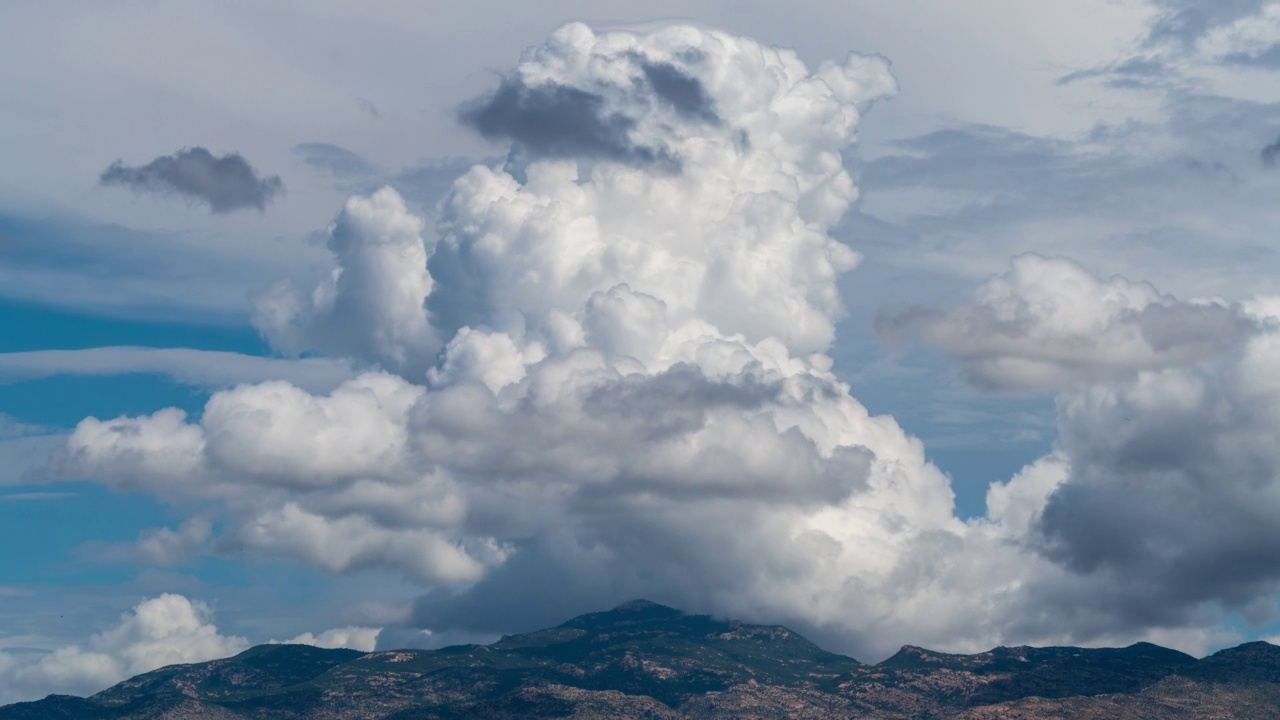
[3,600,1278,718]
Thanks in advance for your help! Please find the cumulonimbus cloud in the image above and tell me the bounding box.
[100,147,283,213]
[45,21,1280,664]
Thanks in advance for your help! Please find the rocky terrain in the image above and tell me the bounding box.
[3,600,1278,718]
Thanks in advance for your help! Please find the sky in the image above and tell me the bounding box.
[4,0,1280,704]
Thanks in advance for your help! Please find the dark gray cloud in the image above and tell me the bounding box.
[100,147,283,213]
[1263,135,1280,167]
[1134,302,1257,353]
[1033,355,1280,624]
[292,143,377,178]
[640,61,720,124]
[584,362,779,441]
[459,77,678,170]
[456,56,719,172]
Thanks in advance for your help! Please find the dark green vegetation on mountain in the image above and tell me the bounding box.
[4,600,1279,718]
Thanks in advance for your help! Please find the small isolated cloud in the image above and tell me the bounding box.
[878,254,1258,392]
[0,594,247,703]
[99,147,283,213]
[279,626,381,652]
[292,143,377,178]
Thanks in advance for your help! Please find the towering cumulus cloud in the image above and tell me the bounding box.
[54,23,1278,659]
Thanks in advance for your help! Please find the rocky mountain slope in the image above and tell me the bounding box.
[3,600,1278,718]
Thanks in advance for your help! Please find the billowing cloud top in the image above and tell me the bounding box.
[256,23,897,376]
[100,147,284,213]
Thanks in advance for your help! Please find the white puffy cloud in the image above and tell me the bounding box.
[879,254,1256,392]
[984,451,1070,536]
[0,594,247,703]
[253,188,441,378]
[279,626,381,652]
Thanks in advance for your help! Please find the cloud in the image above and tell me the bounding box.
[0,492,74,502]
[456,23,887,174]
[252,189,440,378]
[292,142,378,178]
[639,59,721,123]
[0,347,354,393]
[1192,2,1280,66]
[1031,309,1280,611]
[878,255,1258,392]
[0,212,310,321]
[279,626,381,652]
[0,594,247,703]
[461,76,678,170]
[1145,0,1272,47]
[1065,1,1280,88]
[1263,134,1280,166]
[49,21,1280,664]
[59,23,1000,658]
[99,147,283,213]
[0,415,64,487]
[387,157,491,210]
[131,518,213,566]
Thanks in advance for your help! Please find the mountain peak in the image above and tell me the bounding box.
[879,644,956,668]
[612,598,679,613]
